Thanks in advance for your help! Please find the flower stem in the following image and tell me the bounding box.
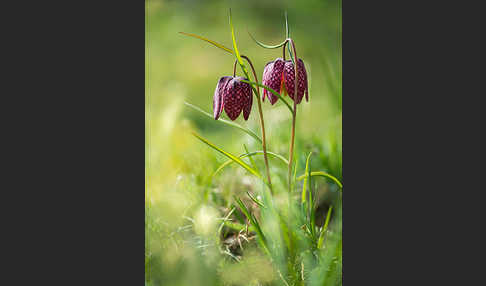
[287,39,298,193]
[235,56,273,193]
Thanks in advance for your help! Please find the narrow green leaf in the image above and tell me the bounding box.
[248,31,287,49]
[228,10,264,107]
[218,207,235,235]
[235,197,250,219]
[184,102,262,143]
[179,32,233,54]
[223,220,256,233]
[239,80,293,114]
[229,9,249,77]
[246,191,266,208]
[297,171,343,190]
[231,203,246,224]
[291,156,299,192]
[234,197,269,255]
[236,198,260,235]
[213,150,288,177]
[308,158,313,207]
[243,144,258,172]
[308,155,317,239]
[247,12,288,49]
[285,11,290,39]
[317,206,333,249]
[302,152,313,204]
[285,12,294,64]
[191,131,262,180]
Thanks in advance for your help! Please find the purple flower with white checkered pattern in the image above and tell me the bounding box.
[213,76,252,121]
[262,57,308,104]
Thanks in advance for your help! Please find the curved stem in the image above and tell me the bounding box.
[296,171,343,190]
[283,40,287,60]
[236,55,273,193]
[283,38,294,64]
[213,150,288,178]
[287,39,298,193]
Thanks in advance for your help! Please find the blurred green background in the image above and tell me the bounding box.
[146,0,341,285]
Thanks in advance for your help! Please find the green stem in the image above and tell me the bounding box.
[235,55,273,193]
[287,39,298,193]
[297,171,343,190]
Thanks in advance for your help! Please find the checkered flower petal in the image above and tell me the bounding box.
[236,77,253,121]
[213,76,232,120]
[223,77,252,121]
[261,58,285,105]
[283,58,308,104]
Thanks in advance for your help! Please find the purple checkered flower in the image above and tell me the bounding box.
[262,57,308,104]
[262,58,285,105]
[213,76,253,121]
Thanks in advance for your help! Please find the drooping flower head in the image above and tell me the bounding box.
[213,76,253,121]
[262,57,308,104]
[262,58,285,105]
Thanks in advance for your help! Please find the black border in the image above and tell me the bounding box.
[4,0,484,283]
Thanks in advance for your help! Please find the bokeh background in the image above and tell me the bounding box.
[146,0,341,284]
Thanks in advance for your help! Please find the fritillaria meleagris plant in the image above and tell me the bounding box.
[180,10,330,196]
[180,11,343,276]
[251,31,309,190]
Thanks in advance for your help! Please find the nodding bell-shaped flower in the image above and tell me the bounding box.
[262,58,285,105]
[262,57,309,104]
[213,76,253,121]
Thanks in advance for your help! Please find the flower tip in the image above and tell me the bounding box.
[214,76,231,120]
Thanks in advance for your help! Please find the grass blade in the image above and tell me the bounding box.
[285,11,290,39]
[246,191,266,208]
[291,156,299,192]
[317,206,333,249]
[223,220,256,233]
[284,12,294,64]
[308,156,317,239]
[302,152,312,204]
[247,30,287,49]
[228,10,263,107]
[218,207,235,235]
[297,171,343,190]
[191,131,262,180]
[243,144,258,172]
[178,32,233,54]
[239,80,293,114]
[213,150,288,177]
[231,203,246,224]
[185,102,262,143]
[229,9,249,77]
[247,12,288,49]
[302,152,317,239]
[234,197,269,255]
